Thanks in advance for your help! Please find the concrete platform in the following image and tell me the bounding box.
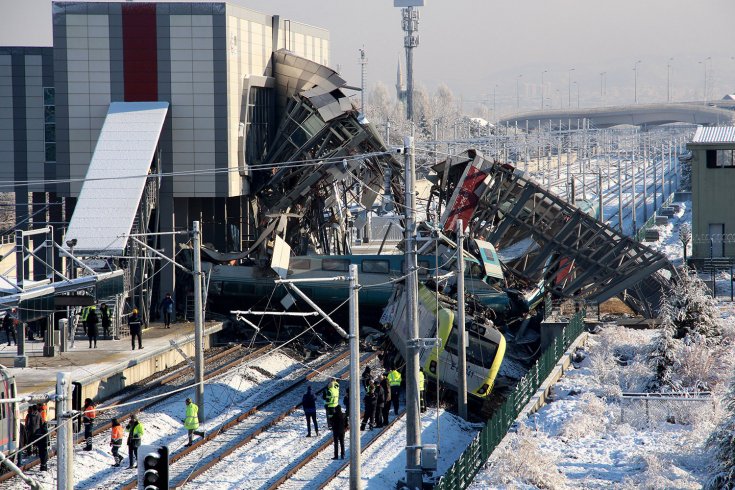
[0,320,224,411]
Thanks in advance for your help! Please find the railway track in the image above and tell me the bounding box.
[271,408,407,490]
[0,343,270,484]
[178,352,382,490]
[113,347,363,489]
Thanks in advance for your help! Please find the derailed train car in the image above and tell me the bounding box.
[0,366,19,457]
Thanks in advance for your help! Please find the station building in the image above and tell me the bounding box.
[0,2,331,311]
[687,126,735,260]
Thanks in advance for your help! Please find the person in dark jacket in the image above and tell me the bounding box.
[24,406,41,456]
[161,293,174,328]
[302,386,318,437]
[3,310,16,346]
[360,381,376,431]
[380,375,391,426]
[100,303,112,338]
[331,405,347,460]
[361,365,372,390]
[87,307,99,348]
[342,387,350,418]
[128,309,143,350]
[34,421,49,471]
[374,378,386,428]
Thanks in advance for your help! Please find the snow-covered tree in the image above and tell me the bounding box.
[649,267,721,390]
[705,369,735,490]
[660,267,721,340]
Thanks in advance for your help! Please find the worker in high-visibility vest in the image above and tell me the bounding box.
[418,368,426,413]
[80,306,91,336]
[387,368,402,415]
[126,415,144,468]
[82,398,97,451]
[183,398,205,446]
[110,418,124,467]
[323,380,340,429]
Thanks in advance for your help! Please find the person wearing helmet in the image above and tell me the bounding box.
[128,308,143,350]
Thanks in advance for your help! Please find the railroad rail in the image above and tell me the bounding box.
[0,344,270,483]
[117,347,364,490]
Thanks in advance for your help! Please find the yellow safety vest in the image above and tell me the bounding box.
[184,402,200,430]
[388,370,402,387]
[418,370,425,391]
[326,383,339,408]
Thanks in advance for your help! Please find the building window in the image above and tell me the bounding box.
[706,149,735,168]
[244,86,273,167]
[43,87,55,163]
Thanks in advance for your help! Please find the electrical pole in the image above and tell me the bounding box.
[348,263,361,490]
[358,48,367,113]
[400,5,420,121]
[193,221,205,421]
[456,219,468,420]
[618,155,623,232]
[57,372,72,490]
[403,135,422,489]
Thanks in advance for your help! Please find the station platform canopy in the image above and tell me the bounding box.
[63,102,169,257]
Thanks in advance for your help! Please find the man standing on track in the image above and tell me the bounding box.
[387,368,402,415]
[126,415,144,468]
[110,418,124,467]
[83,398,97,450]
[183,398,205,446]
[331,405,347,460]
[302,386,319,437]
[323,379,339,430]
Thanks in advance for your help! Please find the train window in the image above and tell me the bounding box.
[362,260,390,274]
[446,331,498,369]
[291,258,311,270]
[465,262,484,279]
[322,259,349,272]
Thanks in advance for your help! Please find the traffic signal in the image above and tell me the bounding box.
[141,445,169,490]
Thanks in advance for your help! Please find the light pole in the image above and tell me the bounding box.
[667,58,673,103]
[600,72,606,103]
[699,56,711,104]
[493,84,498,123]
[634,60,642,104]
[568,68,575,108]
[516,74,523,110]
[573,81,579,108]
[541,69,548,110]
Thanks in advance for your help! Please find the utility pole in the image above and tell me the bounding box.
[57,372,72,490]
[358,47,367,113]
[403,135,422,489]
[598,173,604,222]
[618,155,623,232]
[399,3,421,121]
[456,219,468,420]
[192,221,205,421]
[348,264,361,490]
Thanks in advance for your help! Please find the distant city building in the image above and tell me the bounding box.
[687,126,735,260]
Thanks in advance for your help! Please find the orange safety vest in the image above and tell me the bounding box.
[39,404,47,422]
[83,405,96,420]
[111,425,123,441]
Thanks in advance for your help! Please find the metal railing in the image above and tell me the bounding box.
[635,192,676,242]
[435,309,586,490]
[619,392,715,428]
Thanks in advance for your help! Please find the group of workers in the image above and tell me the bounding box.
[24,396,202,472]
[302,364,426,461]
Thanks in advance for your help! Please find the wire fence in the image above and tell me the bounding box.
[435,309,586,490]
[619,392,715,429]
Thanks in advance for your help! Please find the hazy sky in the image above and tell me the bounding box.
[3,0,734,116]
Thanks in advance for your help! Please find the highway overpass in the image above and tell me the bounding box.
[498,102,734,129]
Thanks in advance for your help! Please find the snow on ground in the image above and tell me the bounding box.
[471,325,727,489]
[323,408,481,490]
[12,350,306,489]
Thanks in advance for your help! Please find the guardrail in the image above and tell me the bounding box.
[434,309,586,490]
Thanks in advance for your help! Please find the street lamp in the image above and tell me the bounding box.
[573,81,579,108]
[667,57,674,103]
[568,68,575,108]
[699,56,711,104]
[541,69,548,110]
[634,60,642,104]
[600,72,606,102]
[516,74,523,110]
